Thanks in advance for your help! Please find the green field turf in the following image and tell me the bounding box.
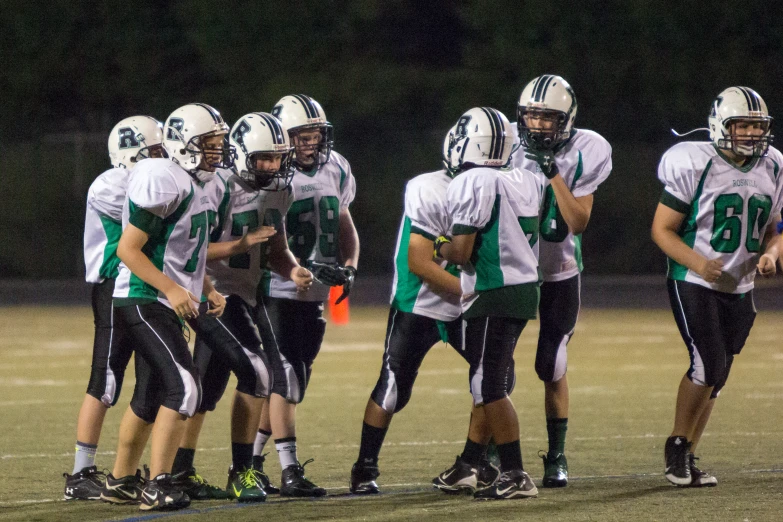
[1,306,782,521]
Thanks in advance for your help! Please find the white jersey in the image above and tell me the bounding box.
[263,151,356,302]
[390,170,461,322]
[447,166,545,314]
[207,170,294,307]
[113,158,222,308]
[512,128,612,281]
[84,167,129,283]
[658,142,783,294]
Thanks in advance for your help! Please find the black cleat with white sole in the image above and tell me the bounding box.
[433,456,478,494]
[473,469,538,500]
[139,473,190,511]
[664,436,691,486]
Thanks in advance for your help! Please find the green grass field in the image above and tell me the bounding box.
[1,306,782,521]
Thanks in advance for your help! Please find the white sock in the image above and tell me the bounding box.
[73,441,97,474]
[254,429,272,456]
[275,437,298,469]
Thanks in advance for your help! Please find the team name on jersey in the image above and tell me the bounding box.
[300,183,324,193]
[732,179,757,187]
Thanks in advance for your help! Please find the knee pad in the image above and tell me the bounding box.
[162,368,201,417]
[370,368,415,414]
[130,399,158,424]
[237,350,272,398]
[470,370,508,406]
[535,332,570,383]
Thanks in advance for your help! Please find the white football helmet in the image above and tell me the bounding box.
[108,116,165,169]
[709,86,773,158]
[443,107,515,175]
[164,103,233,181]
[271,95,334,170]
[517,75,577,150]
[230,112,294,191]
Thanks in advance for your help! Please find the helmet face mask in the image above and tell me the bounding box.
[517,107,569,150]
[517,75,577,151]
[241,150,294,191]
[709,86,774,160]
[716,117,773,158]
[289,124,334,170]
[230,112,294,192]
[271,95,334,171]
[164,104,233,181]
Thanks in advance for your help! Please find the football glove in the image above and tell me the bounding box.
[305,260,349,286]
[335,266,357,305]
[433,235,451,259]
[524,147,559,179]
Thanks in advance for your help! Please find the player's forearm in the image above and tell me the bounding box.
[762,226,781,260]
[441,234,474,266]
[267,235,300,280]
[202,275,216,295]
[207,239,245,261]
[410,261,462,296]
[651,226,707,274]
[117,244,177,295]
[550,176,591,234]
[338,210,360,268]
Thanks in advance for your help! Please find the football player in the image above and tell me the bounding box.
[253,94,359,497]
[513,75,612,487]
[100,103,232,511]
[350,126,505,495]
[63,116,165,501]
[169,112,313,502]
[652,86,782,487]
[438,107,544,500]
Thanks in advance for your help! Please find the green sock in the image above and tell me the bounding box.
[547,417,568,455]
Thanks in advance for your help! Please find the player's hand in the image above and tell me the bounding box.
[239,226,277,251]
[335,266,357,305]
[306,260,349,286]
[165,284,200,319]
[758,253,777,277]
[524,147,559,179]
[698,257,724,283]
[291,266,314,292]
[206,290,226,317]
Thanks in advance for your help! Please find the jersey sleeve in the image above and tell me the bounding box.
[333,152,356,208]
[657,143,697,214]
[86,170,126,222]
[572,133,613,198]
[405,177,448,241]
[126,166,183,234]
[447,170,496,235]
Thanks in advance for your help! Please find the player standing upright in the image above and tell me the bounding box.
[170,112,313,502]
[254,95,359,497]
[513,75,612,487]
[350,127,502,495]
[652,86,782,487]
[101,103,232,511]
[438,107,545,500]
[64,116,165,500]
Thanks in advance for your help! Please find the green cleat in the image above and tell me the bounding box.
[171,467,230,500]
[540,451,568,488]
[226,466,268,502]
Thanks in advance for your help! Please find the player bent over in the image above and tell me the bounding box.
[64,116,165,500]
[254,95,359,497]
[350,127,505,495]
[170,113,313,502]
[438,107,545,500]
[100,103,232,511]
[513,75,612,487]
[651,86,782,487]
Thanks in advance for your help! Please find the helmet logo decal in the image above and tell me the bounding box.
[456,115,472,137]
[271,104,283,119]
[118,127,140,149]
[231,119,252,154]
[166,118,185,142]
